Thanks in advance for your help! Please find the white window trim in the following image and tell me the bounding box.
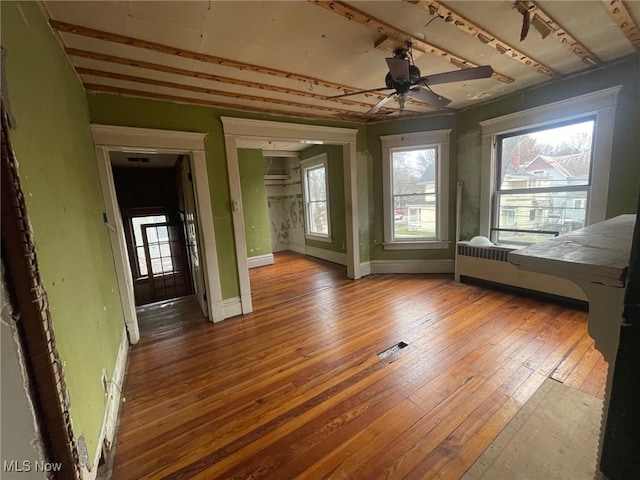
[381,129,451,250]
[479,86,621,239]
[301,153,332,243]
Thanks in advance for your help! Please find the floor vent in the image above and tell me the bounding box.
[378,341,409,360]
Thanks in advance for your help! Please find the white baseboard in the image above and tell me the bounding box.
[247,253,274,269]
[84,327,129,479]
[222,296,242,319]
[288,242,306,255]
[305,245,347,266]
[370,259,455,274]
[359,261,371,276]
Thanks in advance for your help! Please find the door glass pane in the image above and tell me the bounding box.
[131,215,168,276]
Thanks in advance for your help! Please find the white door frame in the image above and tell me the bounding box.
[92,125,224,344]
[221,117,360,315]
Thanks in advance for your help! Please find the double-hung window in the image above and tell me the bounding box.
[493,118,595,245]
[381,130,450,249]
[480,86,620,246]
[301,153,331,242]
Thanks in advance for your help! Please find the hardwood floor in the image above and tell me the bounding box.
[112,251,607,479]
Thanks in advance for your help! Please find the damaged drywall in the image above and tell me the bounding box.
[0,262,48,480]
[266,158,305,253]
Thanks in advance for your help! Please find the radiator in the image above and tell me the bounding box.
[455,241,587,301]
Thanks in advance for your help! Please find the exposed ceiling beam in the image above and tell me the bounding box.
[309,0,514,83]
[515,1,603,66]
[601,0,640,49]
[408,1,560,77]
[49,20,369,93]
[66,48,387,111]
[76,67,383,116]
[83,83,369,122]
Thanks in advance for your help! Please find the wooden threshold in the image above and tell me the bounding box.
[112,251,606,479]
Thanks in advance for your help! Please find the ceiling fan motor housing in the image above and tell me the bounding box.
[385,64,422,93]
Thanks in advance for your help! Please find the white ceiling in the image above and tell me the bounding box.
[43,1,640,123]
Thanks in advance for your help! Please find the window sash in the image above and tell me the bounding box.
[389,146,440,242]
[491,117,598,245]
[301,154,330,240]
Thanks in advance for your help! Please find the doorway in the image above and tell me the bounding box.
[92,125,224,344]
[111,152,194,307]
[221,117,361,315]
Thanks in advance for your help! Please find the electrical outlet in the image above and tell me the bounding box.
[101,369,108,394]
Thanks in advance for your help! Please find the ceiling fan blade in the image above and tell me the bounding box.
[366,92,396,115]
[407,87,451,108]
[418,65,494,86]
[326,86,391,99]
[386,57,410,82]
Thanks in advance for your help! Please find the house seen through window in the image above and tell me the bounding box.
[381,129,450,250]
[493,118,595,245]
[392,147,438,241]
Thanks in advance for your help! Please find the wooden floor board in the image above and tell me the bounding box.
[111,251,606,479]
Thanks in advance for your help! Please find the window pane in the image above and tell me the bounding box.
[393,194,436,239]
[499,120,594,190]
[308,201,328,235]
[307,166,326,201]
[495,190,588,245]
[131,215,167,246]
[131,215,168,276]
[392,148,437,196]
[136,246,147,276]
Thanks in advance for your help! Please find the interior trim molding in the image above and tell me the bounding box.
[92,124,224,343]
[247,253,275,269]
[222,296,243,319]
[370,259,455,274]
[221,116,361,315]
[87,328,129,480]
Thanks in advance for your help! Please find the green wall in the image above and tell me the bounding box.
[456,54,640,240]
[300,144,347,254]
[366,114,457,260]
[238,149,272,258]
[1,1,125,468]
[87,95,366,297]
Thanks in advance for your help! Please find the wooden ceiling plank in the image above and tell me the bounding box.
[601,0,640,49]
[76,67,371,115]
[309,0,514,83]
[49,19,368,93]
[83,83,371,122]
[65,48,384,110]
[374,35,425,59]
[409,1,560,77]
[516,1,604,65]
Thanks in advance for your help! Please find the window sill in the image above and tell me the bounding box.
[305,233,332,243]
[383,241,451,250]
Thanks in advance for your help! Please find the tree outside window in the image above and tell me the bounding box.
[301,154,331,241]
[494,118,595,245]
[391,147,438,240]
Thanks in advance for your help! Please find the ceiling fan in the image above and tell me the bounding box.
[330,46,494,116]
